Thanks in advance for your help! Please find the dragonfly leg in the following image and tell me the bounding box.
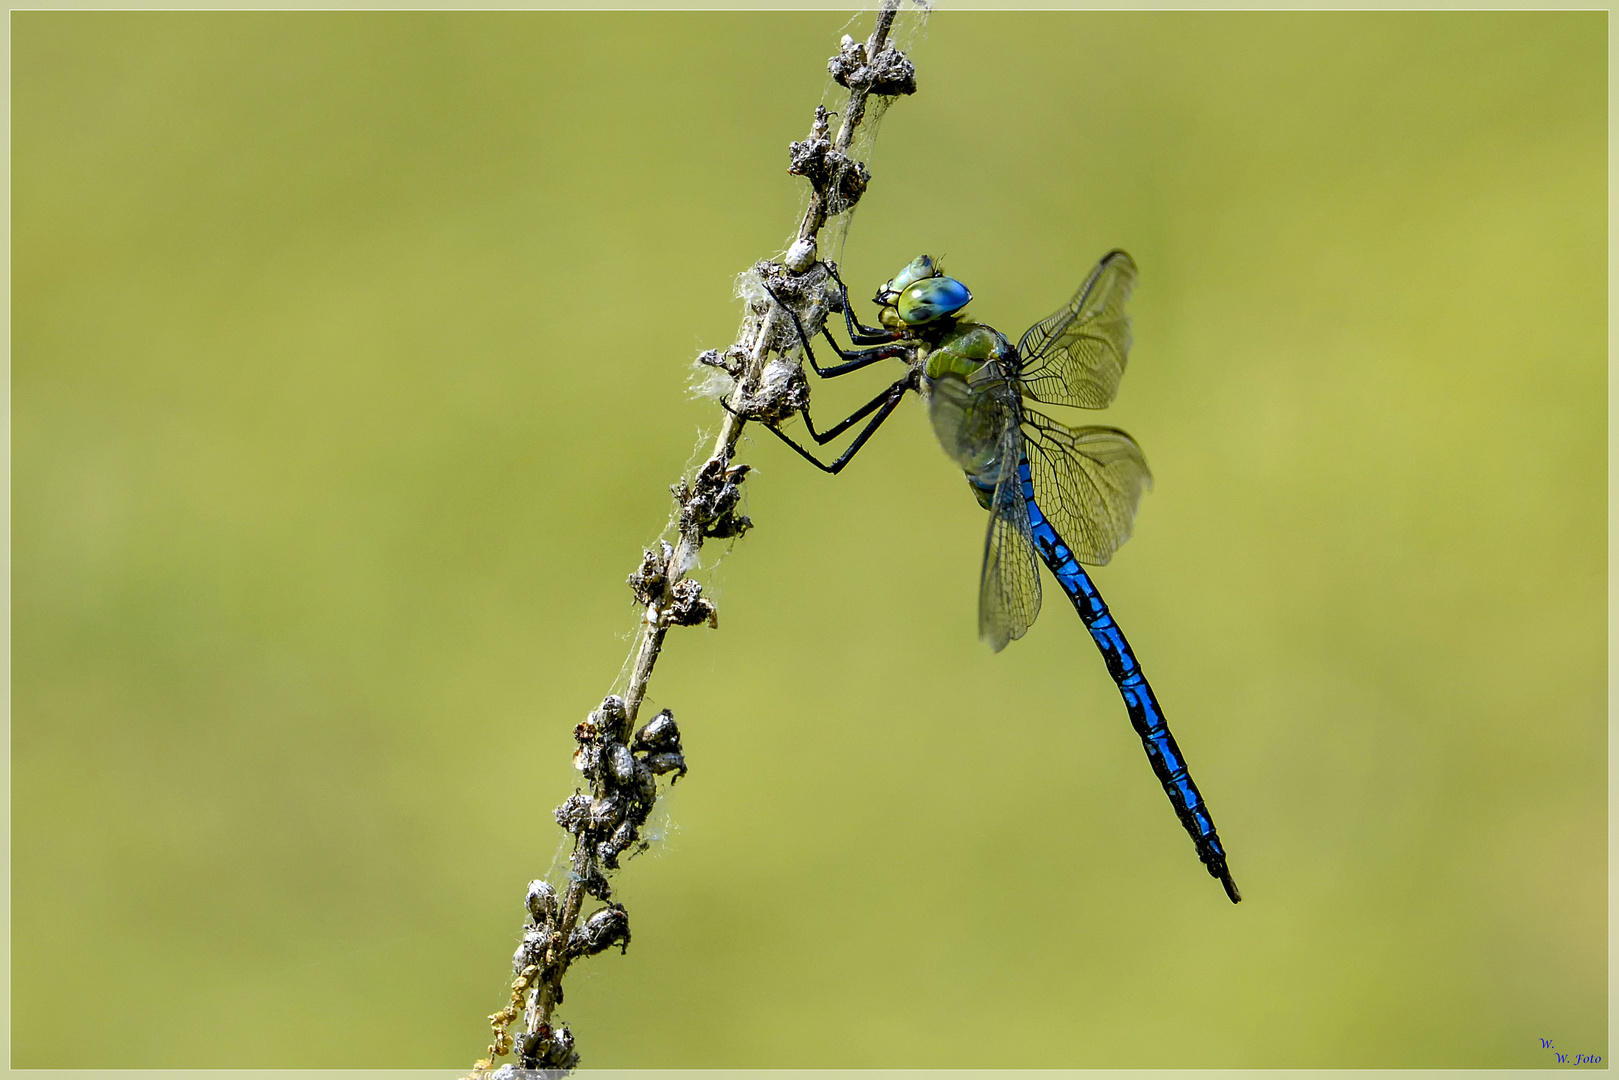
[723,374,913,474]
[764,282,910,378]
[801,369,919,445]
[810,337,912,378]
[825,262,901,343]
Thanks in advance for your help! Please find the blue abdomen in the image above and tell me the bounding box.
[1017,459,1240,903]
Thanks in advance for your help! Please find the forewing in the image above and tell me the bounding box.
[978,438,1043,652]
[1016,250,1138,409]
[1023,411,1153,565]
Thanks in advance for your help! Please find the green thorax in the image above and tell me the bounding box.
[919,319,1019,382]
[918,319,1024,493]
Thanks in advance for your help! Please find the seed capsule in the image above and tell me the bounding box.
[525,879,557,923]
[609,743,637,785]
[512,924,552,971]
[574,859,611,901]
[572,743,601,778]
[644,751,688,779]
[589,792,623,830]
[571,903,631,957]
[543,1024,579,1070]
[553,793,590,834]
[633,710,681,753]
[785,238,817,273]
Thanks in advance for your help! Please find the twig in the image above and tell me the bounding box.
[469,5,920,1075]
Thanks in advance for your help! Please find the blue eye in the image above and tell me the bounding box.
[897,275,972,324]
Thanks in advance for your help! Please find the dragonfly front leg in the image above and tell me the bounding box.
[764,282,910,379]
[825,262,900,344]
[723,373,914,474]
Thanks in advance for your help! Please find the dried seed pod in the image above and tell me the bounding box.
[525,879,557,923]
[515,1022,579,1071]
[626,545,669,607]
[512,1031,541,1071]
[827,35,867,88]
[828,34,916,97]
[788,106,835,185]
[632,709,681,753]
[633,760,659,807]
[596,819,642,870]
[588,792,623,830]
[553,793,590,835]
[608,742,637,785]
[575,859,611,901]
[598,695,627,725]
[572,742,601,779]
[571,903,631,957]
[512,924,552,972]
[644,750,688,780]
[665,578,717,627]
[866,44,917,96]
[785,237,817,273]
[543,1024,579,1070]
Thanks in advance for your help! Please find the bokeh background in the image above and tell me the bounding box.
[12,10,1606,1069]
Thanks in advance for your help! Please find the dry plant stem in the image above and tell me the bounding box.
[622,315,780,719]
[797,4,900,242]
[610,0,902,740]
[530,312,779,1026]
[524,301,781,1038]
[475,4,914,1073]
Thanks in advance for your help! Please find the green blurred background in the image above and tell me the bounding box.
[12,10,1606,1069]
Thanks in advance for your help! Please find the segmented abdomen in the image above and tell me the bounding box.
[1018,459,1241,903]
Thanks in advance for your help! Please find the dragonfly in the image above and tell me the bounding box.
[737,250,1240,903]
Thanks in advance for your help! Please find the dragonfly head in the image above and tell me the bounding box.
[874,255,973,329]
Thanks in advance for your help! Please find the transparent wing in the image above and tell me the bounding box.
[924,365,1022,476]
[1022,410,1152,565]
[978,433,1042,652]
[1016,250,1138,409]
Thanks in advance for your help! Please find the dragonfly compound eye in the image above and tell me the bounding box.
[890,254,937,292]
[876,254,939,306]
[896,275,972,325]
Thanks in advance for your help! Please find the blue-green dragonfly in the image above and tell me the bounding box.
[744,251,1240,903]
